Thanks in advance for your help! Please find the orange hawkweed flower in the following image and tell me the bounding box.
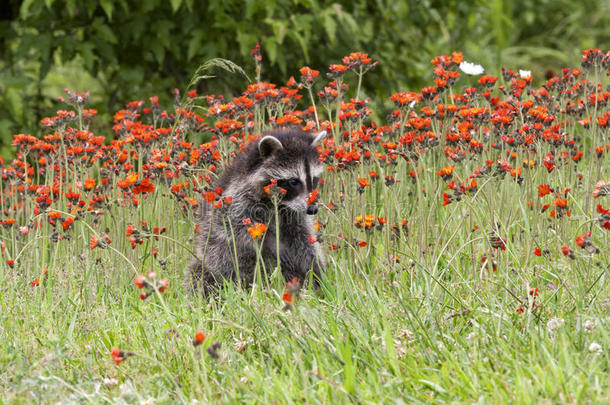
[247,223,268,240]
[329,64,347,73]
[84,178,96,190]
[561,245,574,259]
[158,278,169,293]
[299,66,320,79]
[62,217,75,230]
[133,178,155,194]
[307,189,319,205]
[134,275,146,289]
[357,178,370,188]
[90,235,99,250]
[110,348,132,365]
[282,277,301,308]
[437,165,455,179]
[538,184,551,197]
[593,180,610,198]
[117,172,139,189]
[574,232,597,253]
[193,331,206,346]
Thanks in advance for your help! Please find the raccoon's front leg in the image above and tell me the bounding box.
[262,231,295,272]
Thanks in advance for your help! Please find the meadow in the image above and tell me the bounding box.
[1,48,609,403]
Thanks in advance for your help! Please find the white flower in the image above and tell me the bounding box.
[103,377,118,387]
[519,70,532,79]
[584,319,596,333]
[588,342,602,354]
[459,61,485,75]
[398,328,415,340]
[547,317,565,334]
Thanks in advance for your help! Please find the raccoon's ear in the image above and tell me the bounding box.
[311,130,327,148]
[258,135,284,158]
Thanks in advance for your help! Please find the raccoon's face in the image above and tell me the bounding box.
[257,130,326,215]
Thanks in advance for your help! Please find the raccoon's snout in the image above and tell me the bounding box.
[306,204,318,215]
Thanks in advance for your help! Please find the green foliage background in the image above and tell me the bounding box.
[0,0,608,153]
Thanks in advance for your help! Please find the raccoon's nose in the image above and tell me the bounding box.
[306,204,318,215]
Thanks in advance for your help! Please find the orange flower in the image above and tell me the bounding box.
[437,165,455,179]
[118,172,139,189]
[307,189,319,205]
[203,192,216,203]
[158,278,169,293]
[538,184,551,197]
[282,290,296,304]
[62,217,75,230]
[134,275,146,289]
[247,223,268,240]
[110,348,132,365]
[329,64,347,73]
[90,235,99,250]
[451,51,463,64]
[357,178,370,188]
[575,231,592,249]
[561,245,574,259]
[84,178,96,190]
[282,277,301,306]
[133,178,155,194]
[593,180,610,198]
[299,66,319,79]
[193,331,206,346]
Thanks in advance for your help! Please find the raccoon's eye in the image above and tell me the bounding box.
[288,178,301,188]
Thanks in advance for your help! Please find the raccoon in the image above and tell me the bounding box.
[188,128,327,292]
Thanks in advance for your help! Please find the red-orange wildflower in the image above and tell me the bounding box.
[247,223,268,240]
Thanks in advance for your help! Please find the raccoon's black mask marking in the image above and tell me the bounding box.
[276,178,303,201]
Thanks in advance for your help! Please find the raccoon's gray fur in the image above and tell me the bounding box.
[188,128,326,292]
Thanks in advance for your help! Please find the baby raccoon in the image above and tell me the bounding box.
[189,128,326,292]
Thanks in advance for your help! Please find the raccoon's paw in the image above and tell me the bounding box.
[279,249,296,271]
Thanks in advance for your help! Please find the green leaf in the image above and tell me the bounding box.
[79,42,97,71]
[66,0,76,16]
[322,10,337,44]
[150,41,165,65]
[236,31,256,56]
[287,31,310,63]
[187,30,205,61]
[19,0,36,17]
[100,0,114,20]
[170,0,183,12]
[418,379,447,395]
[269,20,286,44]
[262,37,277,64]
[5,87,24,125]
[93,19,118,44]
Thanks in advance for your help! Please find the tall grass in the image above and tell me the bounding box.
[0,50,608,403]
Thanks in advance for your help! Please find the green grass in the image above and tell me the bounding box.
[1,158,608,403]
[0,56,609,403]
